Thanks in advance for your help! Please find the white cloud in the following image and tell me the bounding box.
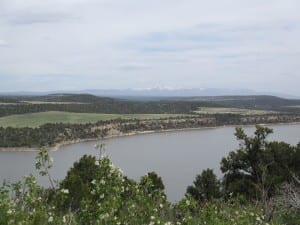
[0,0,300,95]
[0,39,7,46]
[118,63,150,71]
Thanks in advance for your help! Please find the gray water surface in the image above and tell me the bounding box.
[0,124,299,201]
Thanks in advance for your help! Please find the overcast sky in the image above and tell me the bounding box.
[0,0,300,95]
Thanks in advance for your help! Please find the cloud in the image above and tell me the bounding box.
[121,19,300,57]
[121,25,236,53]
[0,0,80,25]
[118,63,150,71]
[7,12,74,25]
[0,0,300,95]
[0,39,8,47]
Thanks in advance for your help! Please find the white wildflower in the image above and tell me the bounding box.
[61,189,69,194]
[118,168,123,174]
[100,213,109,220]
[100,179,105,185]
[48,216,53,223]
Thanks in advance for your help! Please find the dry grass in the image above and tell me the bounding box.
[0,111,186,128]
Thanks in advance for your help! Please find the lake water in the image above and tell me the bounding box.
[0,123,299,202]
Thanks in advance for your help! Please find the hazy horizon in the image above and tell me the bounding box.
[1,0,300,95]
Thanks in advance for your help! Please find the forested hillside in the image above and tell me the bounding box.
[1,94,300,117]
[0,94,220,117]
[169,95,300,112]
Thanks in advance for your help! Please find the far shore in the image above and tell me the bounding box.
[1,121,299,153]
[0,128,211,152]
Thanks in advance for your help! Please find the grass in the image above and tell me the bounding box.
[20,101,88,104]
[194,107,276,115]
[284,105,300,108]
[0,111,186,128]
[0,101,87,105]
[0,102,19,105]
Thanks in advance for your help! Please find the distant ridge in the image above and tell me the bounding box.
[0,88,298,99]
[82,88,299,99]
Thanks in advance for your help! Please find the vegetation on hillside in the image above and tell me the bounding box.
[0,94,219,117]
[0,94,299,149]
[1,114,300,148]
[1,94,300,118]
[0,126,299,224]
[194,107,276,115]
[0,111,186,128]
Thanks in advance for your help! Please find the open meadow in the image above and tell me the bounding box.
[194,107,276,115]
[0,111,186,128]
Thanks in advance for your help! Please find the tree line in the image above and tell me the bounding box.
[0,100,218,117]
[1,115,300,148]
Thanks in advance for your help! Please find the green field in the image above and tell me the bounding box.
[194,107,275,115]
[284,105,300,108]
[0,102,19,105]
[0,111,186,128]
[0,101,88,105]
[20,101,88,104]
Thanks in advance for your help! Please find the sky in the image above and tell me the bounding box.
[0,0,300,95]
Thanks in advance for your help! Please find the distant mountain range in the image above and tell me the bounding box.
[0,88,298,99]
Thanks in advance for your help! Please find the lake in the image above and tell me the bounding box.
[0,123,299,202]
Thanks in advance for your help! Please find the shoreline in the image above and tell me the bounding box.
[1,121,299,152]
